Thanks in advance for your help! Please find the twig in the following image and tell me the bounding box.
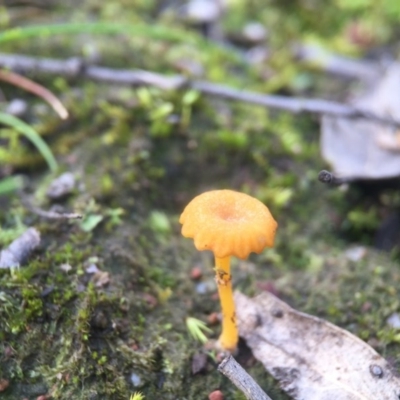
[27,206,82,220]
[20,194,82,220]
[0,52,399,127]
[218,355,273,400]
[0,228,40,269]
[0,69,68,119]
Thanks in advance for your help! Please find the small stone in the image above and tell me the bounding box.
[6,98,28,116]
[243,22,267,43]
[191,352,208,375]
[387,313,400,329]
[185,0,222,23]
[130,372,142,387]
[208,389,224,400]
[195,282,207,294]
[46,172,76,199]
[190,266,202,280]
[85,263,99,274]
[195,280,217,294]
[59,263,72,273]
[0,379,9,392]
[345,246,367,262]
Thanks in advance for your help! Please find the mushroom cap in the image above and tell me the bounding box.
[179,190,277,259]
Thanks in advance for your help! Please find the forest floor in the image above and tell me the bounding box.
[1,1,400,399]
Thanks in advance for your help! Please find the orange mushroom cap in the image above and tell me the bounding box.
[179,190,277,259]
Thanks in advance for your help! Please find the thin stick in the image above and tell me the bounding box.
[0,69,68,119]
[20,195,82,220]
[27,206,82,220]
[0,53,399,127]
[218,355,273,400]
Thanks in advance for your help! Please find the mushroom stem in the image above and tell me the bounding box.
[215,256,238,352]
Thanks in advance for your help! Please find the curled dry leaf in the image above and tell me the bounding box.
[235,291,400,400]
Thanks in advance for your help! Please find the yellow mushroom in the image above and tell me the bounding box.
[180,189,277,352]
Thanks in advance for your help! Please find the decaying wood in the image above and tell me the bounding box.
[0,228,40,268]
[235,291,400,400]
[1,53,400,128]
[218,355,273,400]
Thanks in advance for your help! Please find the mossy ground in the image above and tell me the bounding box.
[1,1,400,399]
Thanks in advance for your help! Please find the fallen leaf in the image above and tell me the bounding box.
[321,63,400,180]
[235,291,400,399]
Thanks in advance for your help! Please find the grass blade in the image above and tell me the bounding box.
[0,22,242,63]
[0,112,57,172]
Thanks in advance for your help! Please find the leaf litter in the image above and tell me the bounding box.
[235,291,400,400]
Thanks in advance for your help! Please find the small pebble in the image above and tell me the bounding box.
[190,266,202,280]
[387,313,400,329]
[85,263,100,274]
[130,372,142,387]
[60,263,72,273]
[243,22,267,43]
[185,0,222,23]
[208,389,224,400]
[195,282,208,294]
[191,352,208,375]
[344,246,367,262]
[6,98,28,116]
[46,172,76,199]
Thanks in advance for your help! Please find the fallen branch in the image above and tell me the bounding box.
[0,52,399,127]
[218,355,273,400]
[0,228,40,269]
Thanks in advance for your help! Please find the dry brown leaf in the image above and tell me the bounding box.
[235,291,400,400]
[321,63,400,180]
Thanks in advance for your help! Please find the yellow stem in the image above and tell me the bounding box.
[215,256,238,351]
